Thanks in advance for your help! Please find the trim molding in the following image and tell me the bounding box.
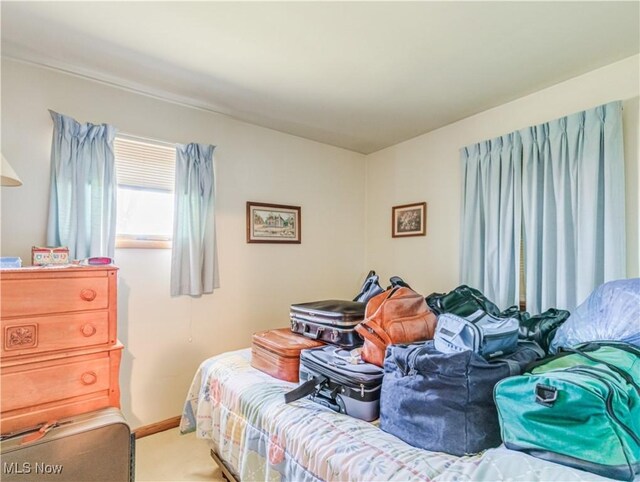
[133,415,181,439]
[2,53,365,155]
[2,53,227,118]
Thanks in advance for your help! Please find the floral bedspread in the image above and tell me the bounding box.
[181,349,610,482]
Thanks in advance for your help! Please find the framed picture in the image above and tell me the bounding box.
[392,202,427,238]
[246,202,301,244]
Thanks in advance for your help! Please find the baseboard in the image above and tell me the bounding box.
[133,415,181,439]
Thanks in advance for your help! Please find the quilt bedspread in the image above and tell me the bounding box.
[180,349,611,482]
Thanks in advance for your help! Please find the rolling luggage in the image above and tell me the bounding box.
[251,328,325,382]
[284,345,383,421]
[290,300,364,347]
[0,407,134,482]
[494,341,640,481]
[380,340,544,456]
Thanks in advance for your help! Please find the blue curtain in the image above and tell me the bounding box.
[47,111,117,259]
[521,101,626,313]
[171,143,219,296]
[460,134,522,309]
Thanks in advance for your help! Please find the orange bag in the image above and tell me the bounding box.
[355,287,437,367]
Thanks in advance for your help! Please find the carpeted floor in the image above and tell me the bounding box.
[135,428,225,481]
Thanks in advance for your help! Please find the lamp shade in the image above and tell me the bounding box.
[1,154,22,186]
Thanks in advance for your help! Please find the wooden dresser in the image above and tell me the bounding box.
[0,266,122,434]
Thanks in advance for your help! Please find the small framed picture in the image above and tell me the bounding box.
[246,202,301,244]
[392,202,427,238]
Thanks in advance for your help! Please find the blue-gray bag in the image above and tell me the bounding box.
[434,310,520,359]
[380,340,544,456]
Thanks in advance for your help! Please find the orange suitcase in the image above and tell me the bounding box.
[251,328,324,382]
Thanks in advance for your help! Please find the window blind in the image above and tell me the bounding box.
[114,137,176,191]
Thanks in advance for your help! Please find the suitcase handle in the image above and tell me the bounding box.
[331,347,362,364]
[284,375,328,404]
[301,324,323,340]
[355,320,391,352]
[20,420,59,445]
[535,384,558,407]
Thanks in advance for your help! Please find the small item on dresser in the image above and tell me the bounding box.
[0,257,22,269]
[434,310,519,359]
[290,300,365,347]
[78,257,114,266]
[380,340,544,457]
[355,287,438,367]
[495,341,640,481]
[284,345,383,421]
[251,328,325,383]
[31,246,70,266]
[0,408,133,482]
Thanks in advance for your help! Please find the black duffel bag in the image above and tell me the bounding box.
[427,285,569,353]
[515,308,570,353]
[425,285,502,317]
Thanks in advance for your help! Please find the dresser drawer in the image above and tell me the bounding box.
[1,272,113,318]
[2,352,112,412]
[0,344,122,434]
[2,311,112,358]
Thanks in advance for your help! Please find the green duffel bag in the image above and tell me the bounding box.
[494,341,640,481]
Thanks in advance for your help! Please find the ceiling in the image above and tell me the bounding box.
[2,2,638,154]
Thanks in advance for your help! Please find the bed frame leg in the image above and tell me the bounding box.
[210,449,239,482]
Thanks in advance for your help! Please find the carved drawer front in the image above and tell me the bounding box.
[1,312,111,358]
[1,276,110,318]
[1,351,112,413]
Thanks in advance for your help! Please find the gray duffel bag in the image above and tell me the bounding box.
[434,309,520,359]
[379,340,544,456]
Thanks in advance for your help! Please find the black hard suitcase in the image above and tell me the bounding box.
[290,300,365,347]
[0,408,134,482]
[284,345,383,421]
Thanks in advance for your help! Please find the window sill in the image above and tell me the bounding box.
[116,237,172,249]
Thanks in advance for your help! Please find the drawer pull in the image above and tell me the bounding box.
[80,289,97,302]
[80,323,97,337]
[80,371,98,385]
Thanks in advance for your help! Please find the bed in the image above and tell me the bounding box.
[180,349,611,482]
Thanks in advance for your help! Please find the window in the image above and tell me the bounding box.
[114,136,176,249]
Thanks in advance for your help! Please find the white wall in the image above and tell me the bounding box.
[2,55,638,429]
[365,55,640,301]
[0,59,367,428]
